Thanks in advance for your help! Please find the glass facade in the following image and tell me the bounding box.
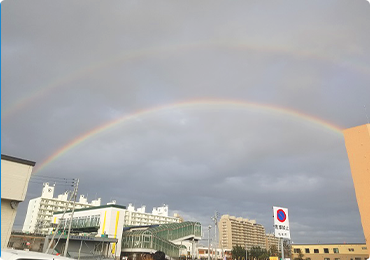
[121,221,201,258]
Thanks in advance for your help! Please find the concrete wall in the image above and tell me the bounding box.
[1,158,34,202]
[1,155,35,248]
[343,124,370,255]
[1,199,18,248]
[22,198,41,233]
[8,233,45,252]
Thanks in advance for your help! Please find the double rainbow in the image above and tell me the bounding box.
[3,41,369,120]
[33,98,343,174]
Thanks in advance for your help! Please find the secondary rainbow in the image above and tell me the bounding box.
[3,40,369,120]
[33,98,343,174]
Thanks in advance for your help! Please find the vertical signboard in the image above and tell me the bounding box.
[273,206,290,239]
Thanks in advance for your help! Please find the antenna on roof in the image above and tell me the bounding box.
[364,105,370,124]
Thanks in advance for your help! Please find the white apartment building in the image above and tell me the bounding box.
[52,202,181,258]
[124,203,181,226]
[22,183,101,234]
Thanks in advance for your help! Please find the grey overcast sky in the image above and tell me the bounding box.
[2,0,370,244]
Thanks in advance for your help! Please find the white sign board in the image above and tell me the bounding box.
[273,206,290,239]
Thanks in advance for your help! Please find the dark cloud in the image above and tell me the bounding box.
[2,0,369,244]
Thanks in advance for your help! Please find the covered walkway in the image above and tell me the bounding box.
[121,221,202,259]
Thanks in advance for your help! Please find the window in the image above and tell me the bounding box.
[348,248,355,252]
[324,258,330,260]
[324,248,329,253]
[355,258,361,260]
[294,249,301,253]
[335,258,340,260]
[314,249,319,253]
[305,248,310,253]
[362,247,367,250]
[333,248,339,253]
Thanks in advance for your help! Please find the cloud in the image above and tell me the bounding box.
[2,0,369,243]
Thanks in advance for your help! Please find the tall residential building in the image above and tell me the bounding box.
[1,154,36,248]
[22,182,101,234]
[343,124,370,255]
[218,215,268,250]
[265,233,280,252]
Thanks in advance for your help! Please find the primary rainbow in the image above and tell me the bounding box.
[33,98,343,174]
[3,40,370,120]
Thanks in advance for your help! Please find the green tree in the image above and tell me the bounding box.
[269,245,280,258]
[249,246,268,260]
[231,245,246,260]
[283,241,292,259]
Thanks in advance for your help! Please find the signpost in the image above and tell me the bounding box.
[273,206,290,239]
[273,206,291,260]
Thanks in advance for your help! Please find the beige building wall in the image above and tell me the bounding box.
[1,201,19,248]
[266,233,280,252]
[219,215,268,250]
[291,243,368,260]
[343,124,370,255]
[1,155,35,248]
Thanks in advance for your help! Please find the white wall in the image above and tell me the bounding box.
[22,197,41,233]
[1,159,34,201]
[54,206,126,258]
[1,199,18,248]
[1,156,35,248]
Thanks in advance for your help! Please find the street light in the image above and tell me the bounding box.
[208,226,212,260]
[211,212,219,260]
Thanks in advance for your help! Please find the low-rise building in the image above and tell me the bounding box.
[1,154,36,248]
[291,243,369,260]
[8,231,45,252]
[197,246,232,260]
[121,221,202,260]
[52,203,182,258]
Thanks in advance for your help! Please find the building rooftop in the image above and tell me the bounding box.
[54,204,127,214]
[1,154,36,166]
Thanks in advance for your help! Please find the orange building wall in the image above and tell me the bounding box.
[343,124,370,256]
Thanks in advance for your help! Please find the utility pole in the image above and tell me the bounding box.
[208,225,212,260]
[46,190,73,254]
[211,212,219,260]
[64,178,79,257]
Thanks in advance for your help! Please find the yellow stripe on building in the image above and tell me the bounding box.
[112,211,120,254]
[101,211,107,235]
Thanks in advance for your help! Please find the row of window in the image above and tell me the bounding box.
[311,258,367,260]
[303,257,367,260]
[294,247,367,254]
